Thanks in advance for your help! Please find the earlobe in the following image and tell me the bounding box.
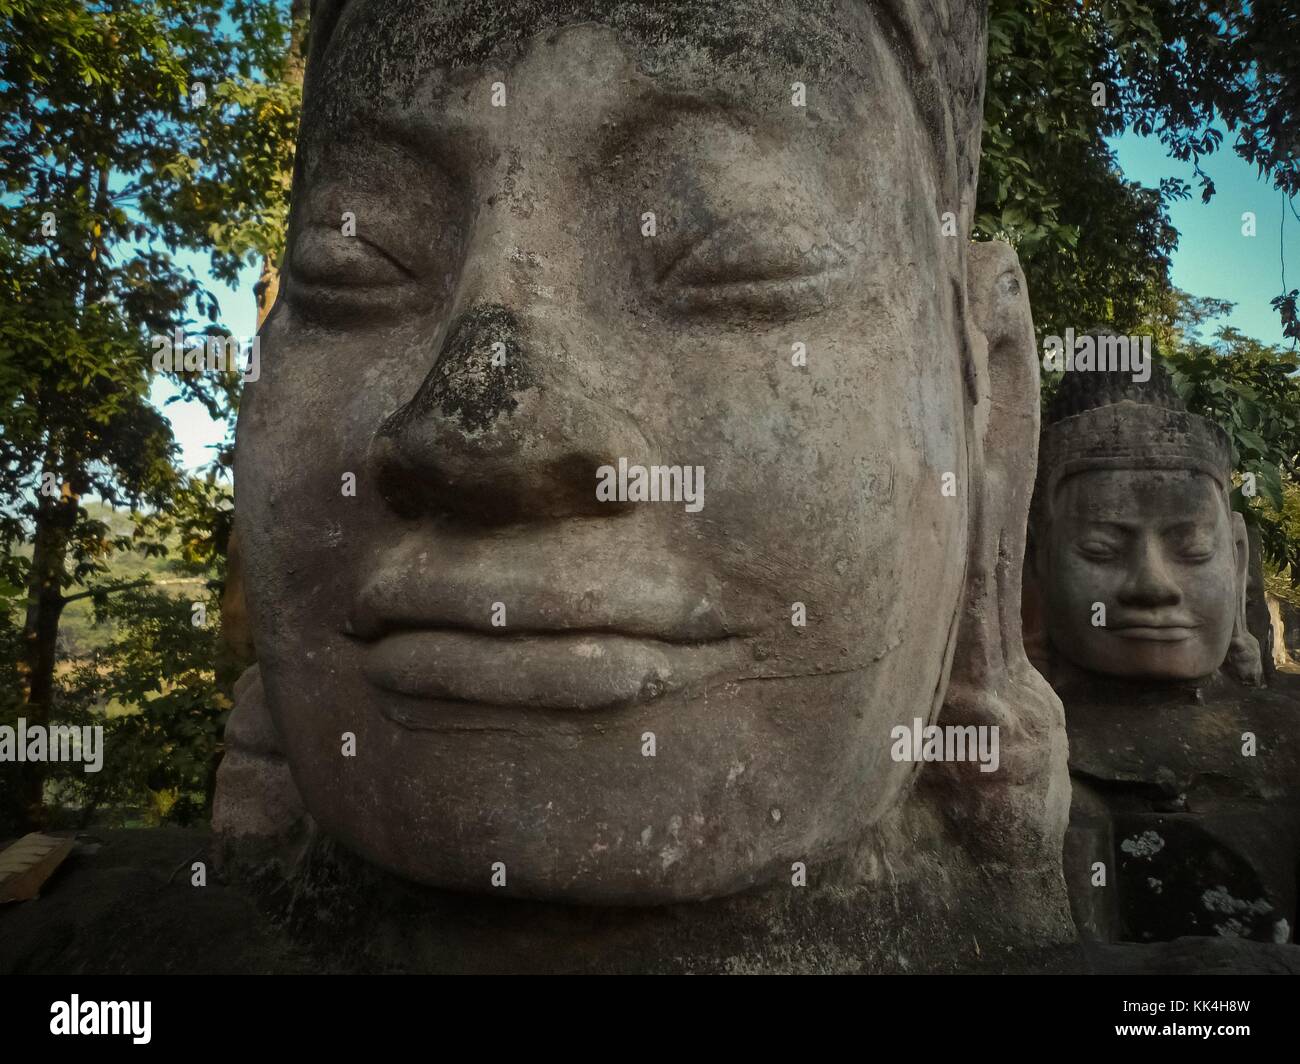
[958,239,1042,669]
[963,241,1041,514]
[921,239,1069,871]
[1233,511,1249,581]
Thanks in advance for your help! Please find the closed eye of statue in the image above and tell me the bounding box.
[658,221,849,318]
[293,225,417,289]
[1077,539,1120,562]
[1170,534,1217,564]
[288,209,448,325]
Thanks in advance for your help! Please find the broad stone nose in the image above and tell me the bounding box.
[369,303,648,523]
[1117,538,1183,609]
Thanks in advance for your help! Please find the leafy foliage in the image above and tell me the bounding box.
[0,0,294,828]
[1155,296,1300,586]
[981,0,1300,342]
[50,584,229,827]
[981,2,1300,599]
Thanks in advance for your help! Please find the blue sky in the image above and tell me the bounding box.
[1112,131,1297,350]
[149,253,258,474]
[154,131,1300,472]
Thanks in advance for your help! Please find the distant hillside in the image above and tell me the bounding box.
[14,500,209,659]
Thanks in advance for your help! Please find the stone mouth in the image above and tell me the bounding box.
[356,627,742,714]
[1109,624,1199,643]
[346,550,740,647]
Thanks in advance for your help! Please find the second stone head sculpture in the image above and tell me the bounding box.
[217,0,1069,915]
[1028,350,1263,688]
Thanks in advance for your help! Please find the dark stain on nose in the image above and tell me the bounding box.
[380,303,539,437]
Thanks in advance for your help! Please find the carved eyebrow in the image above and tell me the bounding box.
[1073,522,1135,536]
[328,116,442,165]
[596,87,817,165]
[367,115,454,161]
[305,115,469,192]
[1160,520,1217,536]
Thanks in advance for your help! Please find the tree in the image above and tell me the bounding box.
[217,0,306,682]
[52,581,228,828]
[981,1,1300,596]
[246,0,307,328]
[0,0,294,827]
[1156,297,1300,586]
[981,0,1300,342]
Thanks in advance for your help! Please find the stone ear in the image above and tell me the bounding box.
[948,239,1046,712]
[213,665,306,839]
[861,241,1073,953]
[923,240,1070,871]
[304,0,351,94]
[1224,511,1264,686]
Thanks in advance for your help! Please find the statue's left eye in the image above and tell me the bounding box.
[666,220,845,280]
[1175,543,1216,563]
[1166,526,1217,563]
[656,219,850,319]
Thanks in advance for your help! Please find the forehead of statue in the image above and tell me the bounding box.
[1051,467,1227,526]
[304,0,927,134]
[300,12,928,189]
[320,0,875,72]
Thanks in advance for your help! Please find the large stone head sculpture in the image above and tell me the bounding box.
[1028,354,1262,686]
[231,0,1065,904]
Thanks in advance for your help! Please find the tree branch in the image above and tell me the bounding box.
[60,577,150,605]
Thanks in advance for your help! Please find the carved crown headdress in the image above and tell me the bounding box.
[1035,346,1233,514]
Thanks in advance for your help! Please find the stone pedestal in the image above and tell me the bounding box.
[1062,674,1300,945]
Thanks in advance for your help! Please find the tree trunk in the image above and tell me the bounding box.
[17,481,78,828]
[250,0,308,332]
[253,253,281,328]
[220,0,311,683]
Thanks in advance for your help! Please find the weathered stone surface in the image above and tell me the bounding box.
[1028,359,1261,687]
[211,668,303,839]
[216,529,257,685]
[217,0,1071,958]
[1246,523,1277,684]
[5,826,1299,974]
[1061,672,1300,944]
[1026,356,1300,948]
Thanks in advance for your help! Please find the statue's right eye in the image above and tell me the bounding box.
[1077,540,1119,561]
[287,227,427,325]
[292,226,414,288]
[285,152,466,325]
